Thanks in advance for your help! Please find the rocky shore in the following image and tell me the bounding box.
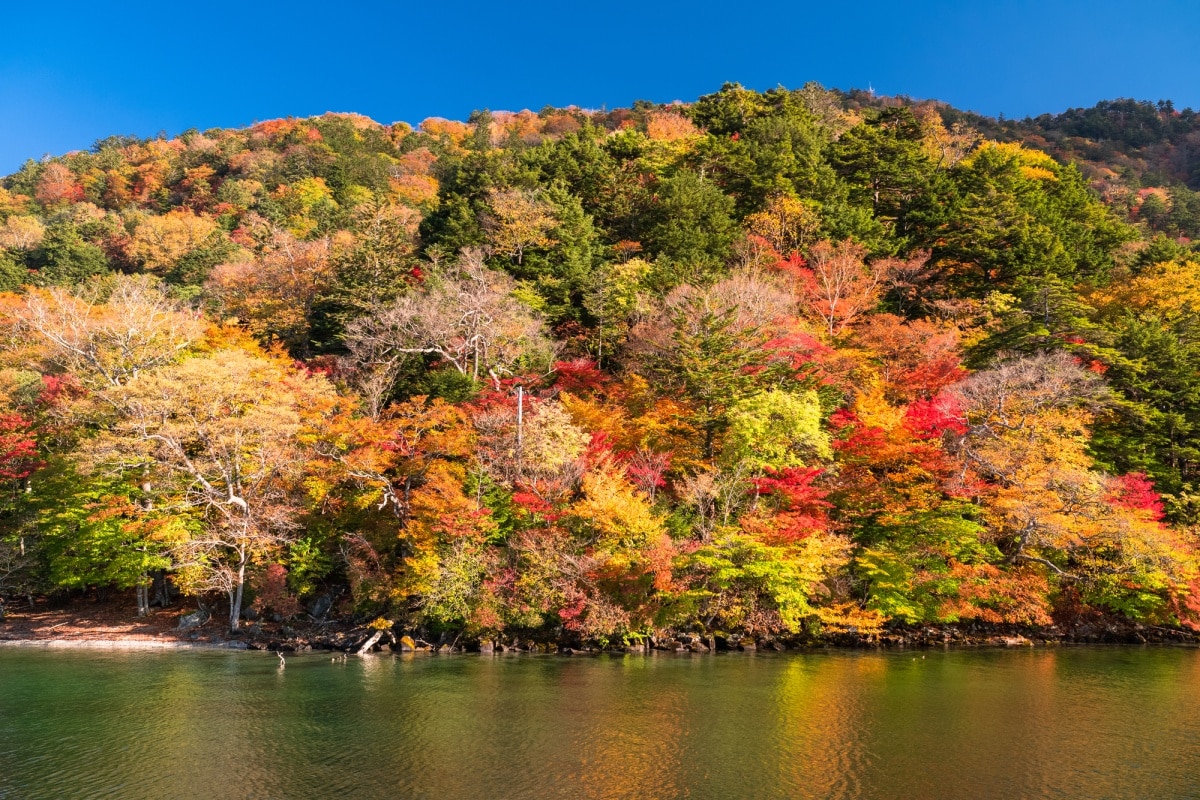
[4,595,1197,654]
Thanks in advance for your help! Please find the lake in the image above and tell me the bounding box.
[1,645,1198,799]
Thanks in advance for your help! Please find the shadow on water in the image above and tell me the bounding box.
[2,646,1199,799]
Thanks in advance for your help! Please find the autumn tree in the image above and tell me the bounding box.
[792,239,888,337]
[127,209,220,274]
[84,348,340,630]
[483,188,558,266]
[207,232,334,354]
[343,248,552,402]
[948,352,1198,617]
[17,275,205,389]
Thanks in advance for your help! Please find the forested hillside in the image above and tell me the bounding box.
[2,82,1199,641]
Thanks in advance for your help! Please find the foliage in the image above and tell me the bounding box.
[5,84,1200,639]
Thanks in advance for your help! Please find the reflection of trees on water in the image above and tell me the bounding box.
[7,649,1200,799]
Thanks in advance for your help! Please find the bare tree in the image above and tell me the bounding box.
[343,248,553,403]
[17,275,205,389]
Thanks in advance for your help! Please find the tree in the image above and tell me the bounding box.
[721,389,829,472]
[128,209,220,274]
[35,163,84,207]
[829,108,933,233]
[206,232,334,355]
[30,224,109,286]
[85,348,339,630]
[643,171,737,276]
[342,248,552,395]
[947,352,1198,617]
[0,216,46,252]
[18,275,205,390]
[744,194,821,256]
[639,293,765,461]
[793,239,888,337]
[483,188,558,266]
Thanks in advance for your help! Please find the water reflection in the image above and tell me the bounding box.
[3,647,1200,799]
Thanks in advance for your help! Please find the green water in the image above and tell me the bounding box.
[1,646,1198,799]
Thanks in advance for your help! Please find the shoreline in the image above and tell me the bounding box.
[4,596,1199,655]
[3,625,1198,654]
[0,637,251,650]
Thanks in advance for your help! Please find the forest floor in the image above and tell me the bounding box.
[0,591,356,650]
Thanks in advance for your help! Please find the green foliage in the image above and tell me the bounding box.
[34,466,181,591]
[643,171,737,277]
[31,224,109,286]
[0,251,29,292]
[672,527,845,633]
[721,389,829,472]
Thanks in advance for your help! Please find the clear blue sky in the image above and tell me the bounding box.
[3,0,1199,174]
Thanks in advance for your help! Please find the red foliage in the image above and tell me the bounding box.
[511,490,555,518]
[553,359,607,394]
[900,357,968,396]
[38,374,85,407]
[0,414,40,481]
[903,395,968,439]
[770,251,808,279]
[752,467,832,543]
[621,449,671,496]
[1109,472,1165,521]
[251,563,301,617]
[830,409,888,455]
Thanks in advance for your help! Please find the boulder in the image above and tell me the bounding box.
[307,592,335,621]
[177,609,208,630]
[713,633,736,651]
[397,635,417,652]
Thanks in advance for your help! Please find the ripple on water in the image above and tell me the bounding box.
[3,647,1200,800]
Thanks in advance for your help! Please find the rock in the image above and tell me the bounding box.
[655,639,680,651]
[688,642,710,653]
[307,592,335,621]
[478,640,494,654]
[177,609,208,630]
[397,635,417,652]
[738,641,756,651]
[438,644,454,654]
[1002,635,1032,647]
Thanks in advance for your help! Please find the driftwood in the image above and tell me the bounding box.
[355,629,385,655]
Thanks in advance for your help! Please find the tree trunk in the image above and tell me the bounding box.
[135,583,149,617]
[229,563,246,632]
[152,570,170,608]
[356,629,385,655]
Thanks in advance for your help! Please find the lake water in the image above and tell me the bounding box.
[1,646,1198,799]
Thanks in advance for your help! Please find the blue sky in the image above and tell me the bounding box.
[2,0,1199,174]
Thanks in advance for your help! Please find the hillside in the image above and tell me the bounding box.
[2,82,1199,642]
